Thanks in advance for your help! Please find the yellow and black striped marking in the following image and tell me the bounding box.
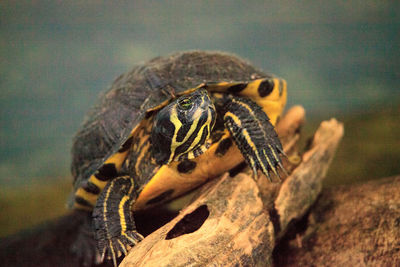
[74,78,286,211]
[73,76,287,266]
[73,125,141,210]
[93,176,143,267]
[206,77,287,125]
[222,95,285,181]
[134,78,287,208]
[151,88,216,165]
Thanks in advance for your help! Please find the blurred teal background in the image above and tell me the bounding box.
[0,1,399,235]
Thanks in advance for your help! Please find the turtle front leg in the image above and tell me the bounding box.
[220,95,286,181]
[93,176,143,267]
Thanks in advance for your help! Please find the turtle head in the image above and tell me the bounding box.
[151,89,216,165]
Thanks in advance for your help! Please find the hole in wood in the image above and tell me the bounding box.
[165,205,210,240]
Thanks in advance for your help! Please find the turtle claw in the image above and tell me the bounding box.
[247,149,288,182]
[261,142,286,181]
[246,143,286,182]
[226,127,286,182]
[99,231,144,267]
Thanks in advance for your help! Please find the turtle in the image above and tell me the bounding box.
[69,51,287,266]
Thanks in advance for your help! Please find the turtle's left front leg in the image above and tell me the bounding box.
[217,94,286,181]
[93,176,143,267]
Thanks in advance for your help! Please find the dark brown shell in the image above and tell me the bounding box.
[71,51,270,187]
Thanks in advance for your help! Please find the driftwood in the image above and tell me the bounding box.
[122,173,274,267]
[120,106,345,266]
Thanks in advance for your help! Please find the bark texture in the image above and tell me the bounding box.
[275,175,400,267]
[121,173,275,267]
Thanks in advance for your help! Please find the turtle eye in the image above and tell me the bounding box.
[178,98,193,110]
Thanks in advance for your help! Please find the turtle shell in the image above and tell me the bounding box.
[71,51,271,188]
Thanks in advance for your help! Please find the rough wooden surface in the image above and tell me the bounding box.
[275,175,400,266]
[274,118,344,235]
[121,173,274,267]
[121,106,344,266]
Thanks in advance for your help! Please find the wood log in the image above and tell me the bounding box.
[121,173,274,267]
